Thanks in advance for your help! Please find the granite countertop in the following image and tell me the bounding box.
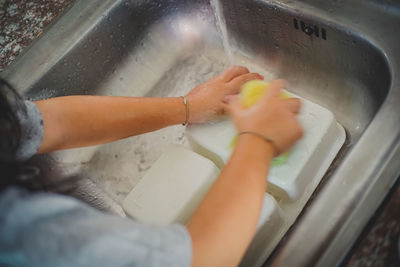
[0,0,74,71]
[1,0,399,266]
[345,182,400,266]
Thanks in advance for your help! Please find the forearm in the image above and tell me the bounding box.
[34,66,262,154]
[187,134,274,267]
[36,96,186,153]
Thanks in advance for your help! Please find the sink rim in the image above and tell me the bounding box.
[262,0,400,266]
[2,0,400,266]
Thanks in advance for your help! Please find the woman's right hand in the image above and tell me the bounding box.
[189,79,303,267]
[223,79,303,155]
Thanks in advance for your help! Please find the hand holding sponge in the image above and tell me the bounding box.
[231,80,290,166]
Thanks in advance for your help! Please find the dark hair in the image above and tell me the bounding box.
[0,78,42,191]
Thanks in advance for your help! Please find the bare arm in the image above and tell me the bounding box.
[187,80,303,267]
[188,135,273,267]
[35,66,262,153]
[34,67,301,266]
[36,96,187,153]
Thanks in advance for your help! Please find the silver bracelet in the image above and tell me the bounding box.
[238,131,280,156]
[181,96,189,126]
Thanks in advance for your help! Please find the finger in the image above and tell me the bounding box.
[228,73,264,92]
[222,95,242,114]
[282,98,301,114]
[221,102,231,114]
[222,94,239,104]
[267,79,285,97]
[258,79,285,105]
[219,66,249,82]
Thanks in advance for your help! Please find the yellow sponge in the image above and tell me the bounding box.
[240,80,289,108]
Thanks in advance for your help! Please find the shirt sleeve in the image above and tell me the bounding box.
[0,187,192,267]
[14,101,44,161]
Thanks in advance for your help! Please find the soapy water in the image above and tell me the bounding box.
[61,0,291,208]
[147,50,277,98]
[75,1,279,208]
[78,50,277,205]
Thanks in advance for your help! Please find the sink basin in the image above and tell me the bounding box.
[3,0,400,266]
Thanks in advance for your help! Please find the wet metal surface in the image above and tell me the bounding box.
[1,0,400,266]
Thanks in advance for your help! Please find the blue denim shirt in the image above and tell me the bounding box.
[0,101,192,267]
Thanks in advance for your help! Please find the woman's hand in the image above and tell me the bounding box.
[35,66,264,154]
[186,66,263,123]
[224,79,303,154]
[188,79,303,267]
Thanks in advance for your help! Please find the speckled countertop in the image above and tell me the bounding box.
[345,182,400,266]
[0,0,74,70]
[1,0,399,266]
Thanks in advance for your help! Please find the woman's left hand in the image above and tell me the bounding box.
[185,66,263,123]
[35,66,263,153]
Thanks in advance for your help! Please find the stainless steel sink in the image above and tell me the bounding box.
[3,0,400,266]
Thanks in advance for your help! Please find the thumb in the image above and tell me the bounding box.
[222,95,242,115]
[260,79,285,104]
[283,98,302,114]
